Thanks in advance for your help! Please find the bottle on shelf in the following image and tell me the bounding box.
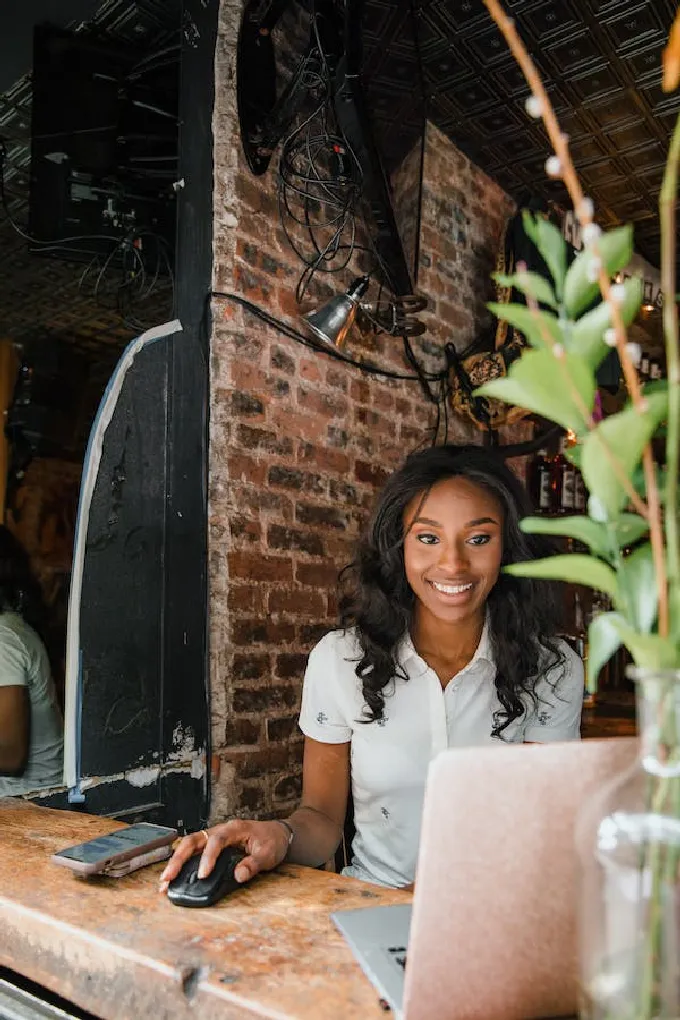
[556,435,576,515]
[639,351,650,381]
[529,448,553,514]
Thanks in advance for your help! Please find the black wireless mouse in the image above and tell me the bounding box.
[167,846,247,908]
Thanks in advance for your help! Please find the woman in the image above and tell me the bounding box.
[160,445,583,892]
[0,526,63,796]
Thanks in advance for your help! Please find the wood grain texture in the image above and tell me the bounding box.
[0,800,409,1019]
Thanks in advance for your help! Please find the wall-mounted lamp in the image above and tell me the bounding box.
[303,277,428,348]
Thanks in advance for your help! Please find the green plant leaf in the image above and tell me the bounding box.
[504,554,618,600]
[494,271,557,309]
[605,618,677,670]
[487,302,562,350]
[520,515,612,560]
[475,349,595,434]
[618,544,658,634]
[564,443,582,468]
[522,211,567,298]
[614,514,649,547]
[564,225,634,318]
[587,612,624,691]
[568,277,642,369]
[631,462,667,505]
[580,391,669,516]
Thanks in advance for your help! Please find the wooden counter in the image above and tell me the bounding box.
[0,800,411,1020]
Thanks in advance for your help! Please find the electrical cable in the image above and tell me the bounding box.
[211,289,449,384]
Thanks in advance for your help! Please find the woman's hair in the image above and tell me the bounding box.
[339,445,566,738]
[0,526,48,641]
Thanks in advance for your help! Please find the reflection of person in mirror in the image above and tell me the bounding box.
[0,526,63,796]
[161,446,583,894]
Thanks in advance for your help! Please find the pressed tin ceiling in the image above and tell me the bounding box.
[0,0,177,357]
[361,0,680,270]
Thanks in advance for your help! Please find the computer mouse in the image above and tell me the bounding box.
[167,846,247,908]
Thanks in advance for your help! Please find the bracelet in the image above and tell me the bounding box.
[277,819,295,847]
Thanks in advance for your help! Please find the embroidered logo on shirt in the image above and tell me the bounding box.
[537,710,551,726]
[381,806,390,820]
[316,711,328,725]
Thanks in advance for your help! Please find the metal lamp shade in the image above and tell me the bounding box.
[303,276,369,348]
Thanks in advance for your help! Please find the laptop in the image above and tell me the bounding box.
[332,737,637,1020]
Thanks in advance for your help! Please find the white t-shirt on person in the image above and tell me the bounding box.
[298,621,584,888]
[0,612,63,797]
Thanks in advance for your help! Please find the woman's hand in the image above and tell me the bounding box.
[158,819,291,894]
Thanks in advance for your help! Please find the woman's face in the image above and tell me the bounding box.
[403,476,504,627]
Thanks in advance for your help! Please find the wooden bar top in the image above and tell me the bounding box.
[0,800,411,1020]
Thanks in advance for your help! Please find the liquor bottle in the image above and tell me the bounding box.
[649,357,662,381]
[557,436,575,514]
[639,351,650,381]
[574,469,587,513]
[529,448,552,514]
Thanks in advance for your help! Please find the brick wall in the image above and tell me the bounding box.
[209,0,520,821]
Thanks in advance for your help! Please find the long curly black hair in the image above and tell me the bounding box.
[339,445,566,738]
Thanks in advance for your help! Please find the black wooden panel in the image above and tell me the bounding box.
[79,338,168,779]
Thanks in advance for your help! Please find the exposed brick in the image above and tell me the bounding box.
[227,584,266,614]
[297,442,350,475]
[228,551,294,583]
[271,346,296,375]
[231,653,271,681]
[355,460,391,487]
[229,516,262,544]
[295,502,347,530]
[349,378,371,404]
[269,588,325,616]
[267,524,324,557]
[327,426,350,449]
[238,783,265,812]
[276,653,308,679]
[230,391,264,417]
[329,479,359,505]
[225,745,293,780]
[299,358,323,383]
[233,685,299,714]
[274,774,302,801]
[232,619,296,646]
[295,560,340,587]
[268,465,325,494]
[228,454,267,486]
[299,623,331,647]
[237,424,294,457]
[224,718,261,746]
[267,716,301,743]
[325,367,347,391]
[297,386,348,419]
[231,486,294,520]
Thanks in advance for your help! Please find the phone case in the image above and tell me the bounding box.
[104,844,173,878]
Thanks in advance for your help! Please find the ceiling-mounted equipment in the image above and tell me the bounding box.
[235,0,414,301]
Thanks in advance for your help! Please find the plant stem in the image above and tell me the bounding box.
[482,0,669,635]
[661,112,680,597]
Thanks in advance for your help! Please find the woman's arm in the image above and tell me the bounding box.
[284,736,350,867]
[160,736,350,890]
[0,686,29,774]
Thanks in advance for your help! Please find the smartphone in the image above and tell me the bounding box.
[51,822,178,876]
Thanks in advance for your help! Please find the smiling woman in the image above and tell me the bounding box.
[161,445,584,896]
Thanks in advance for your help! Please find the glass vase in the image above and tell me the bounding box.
[577,669,680,1020]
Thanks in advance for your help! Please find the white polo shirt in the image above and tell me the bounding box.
[298,623,583,888]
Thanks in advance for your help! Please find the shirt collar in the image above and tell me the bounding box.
[397,613,495,678]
